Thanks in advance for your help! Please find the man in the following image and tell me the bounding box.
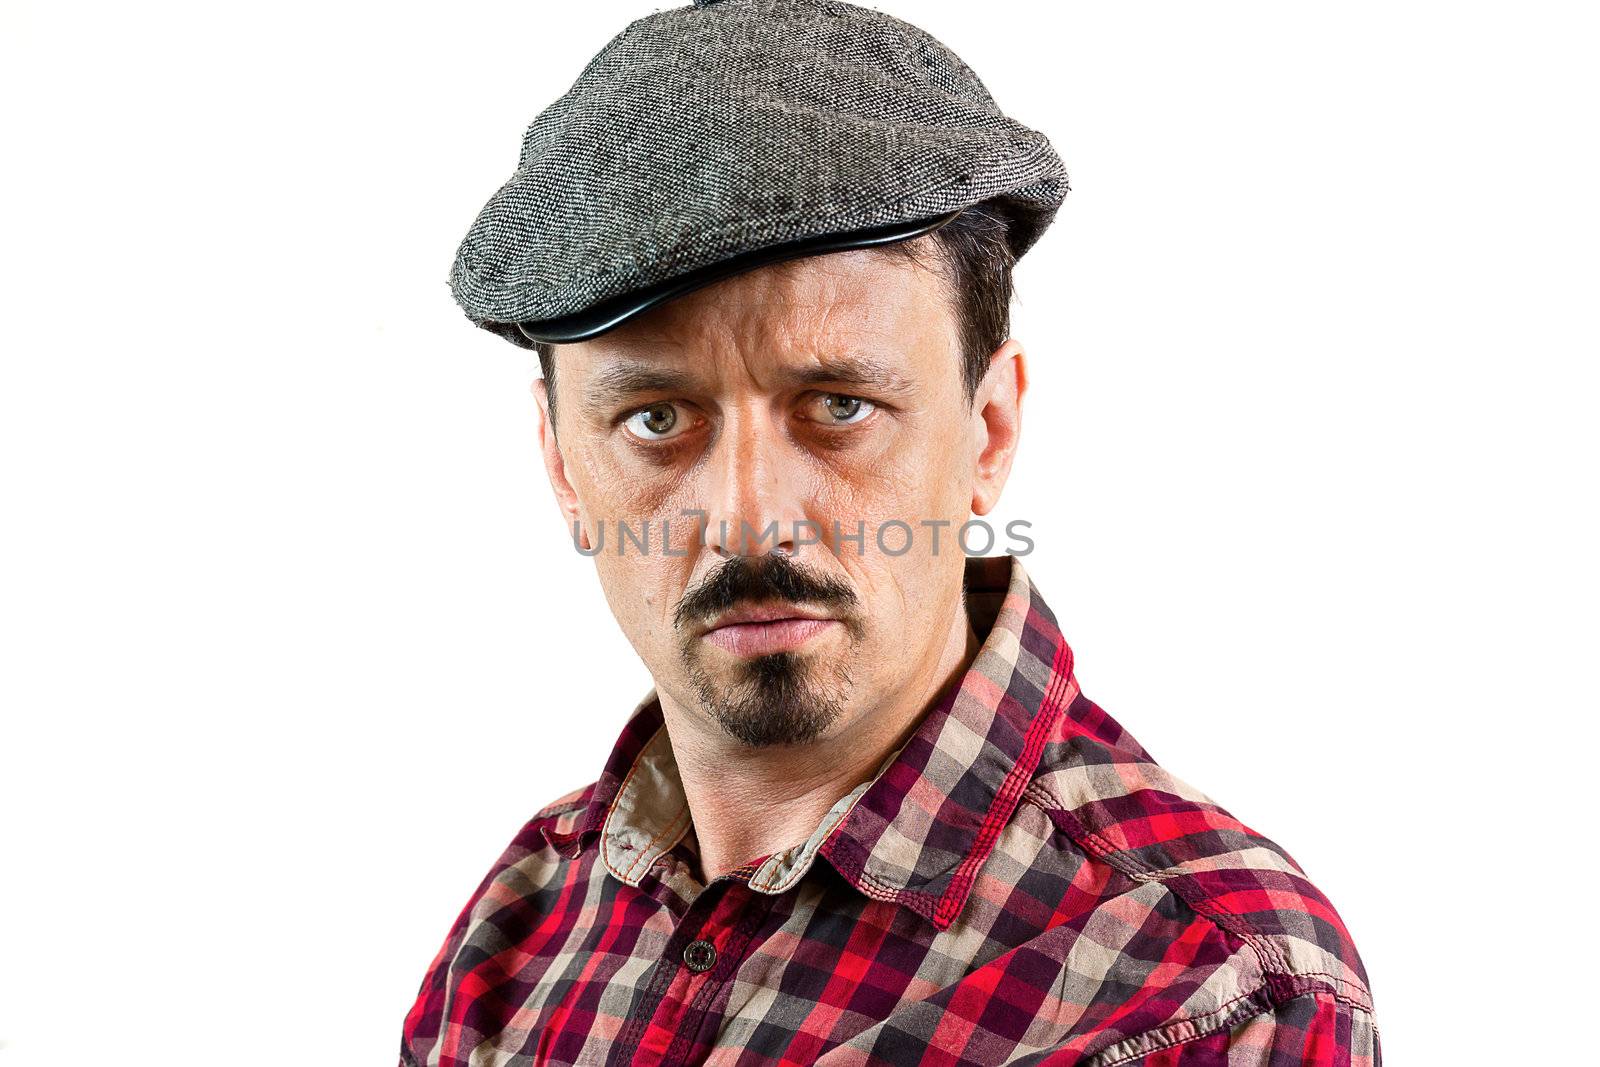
[402,1,1378,1064]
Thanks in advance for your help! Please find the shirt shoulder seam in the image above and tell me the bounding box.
[1017,782,1373,1011]
[1088,989,1376,1067]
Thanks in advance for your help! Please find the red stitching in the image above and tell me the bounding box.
[933,642,1075,928]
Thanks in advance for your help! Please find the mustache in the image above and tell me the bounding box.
[673,554,858,631]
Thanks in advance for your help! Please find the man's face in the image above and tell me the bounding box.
[535,245,1022,748]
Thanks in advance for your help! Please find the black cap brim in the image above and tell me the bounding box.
[515,208,963,345]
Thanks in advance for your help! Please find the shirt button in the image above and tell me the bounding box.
[682,939,718,973]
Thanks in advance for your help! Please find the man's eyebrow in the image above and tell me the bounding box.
[779,356,920,397]
[581,353,921,410]
[584,360,698,408]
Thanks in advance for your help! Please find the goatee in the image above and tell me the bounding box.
[675,553,864,748]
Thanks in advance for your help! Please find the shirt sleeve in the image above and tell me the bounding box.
[397,863,506,1067]
[396,902,472,1067]
[1110,991,1381,1067]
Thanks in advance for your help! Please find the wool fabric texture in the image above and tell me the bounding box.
[449,0,1070,348]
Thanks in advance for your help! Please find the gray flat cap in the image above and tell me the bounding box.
[450,0,1069,346]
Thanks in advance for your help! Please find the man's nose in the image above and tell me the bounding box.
[700,410,810,559]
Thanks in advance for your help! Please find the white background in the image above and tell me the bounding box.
[2,1,1595,1063]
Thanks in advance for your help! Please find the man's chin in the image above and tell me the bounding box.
[691,650,851,748]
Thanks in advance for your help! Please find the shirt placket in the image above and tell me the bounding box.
[609,873,772,1066]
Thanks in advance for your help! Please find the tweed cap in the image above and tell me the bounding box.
[451,0,1069,346]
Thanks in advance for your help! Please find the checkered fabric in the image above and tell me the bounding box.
[400,555,1378,1065]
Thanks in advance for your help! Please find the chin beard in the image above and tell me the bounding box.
[686,649,853,748]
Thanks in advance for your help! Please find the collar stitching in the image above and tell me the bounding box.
[930,646,1076,927]
[600,725,691,884]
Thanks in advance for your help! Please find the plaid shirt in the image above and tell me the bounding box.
[401,555,1378,1065]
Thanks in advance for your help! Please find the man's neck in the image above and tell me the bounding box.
[660,604,982,885]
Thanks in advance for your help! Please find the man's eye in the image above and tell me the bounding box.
[810,393,876,425]
[623,402,691,441]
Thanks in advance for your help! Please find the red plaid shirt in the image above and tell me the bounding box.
[401,555,1378,1065]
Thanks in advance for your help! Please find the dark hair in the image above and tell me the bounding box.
[533,195,1047,426]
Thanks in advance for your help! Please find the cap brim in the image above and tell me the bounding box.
[514,208,963,344]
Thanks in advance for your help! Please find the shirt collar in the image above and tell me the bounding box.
[547,553,1078,931]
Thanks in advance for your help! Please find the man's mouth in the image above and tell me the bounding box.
[702,605,840,657]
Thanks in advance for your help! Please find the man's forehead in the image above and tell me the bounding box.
[565,251,953,380]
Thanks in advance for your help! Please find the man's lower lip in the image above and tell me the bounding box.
[704,618,838,656]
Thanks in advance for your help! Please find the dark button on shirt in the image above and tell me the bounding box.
[401,555,1379,1065]
[682,940,717,973]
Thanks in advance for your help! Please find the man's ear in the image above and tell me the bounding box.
[533,377,591,550]
[970,339,1027,516]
